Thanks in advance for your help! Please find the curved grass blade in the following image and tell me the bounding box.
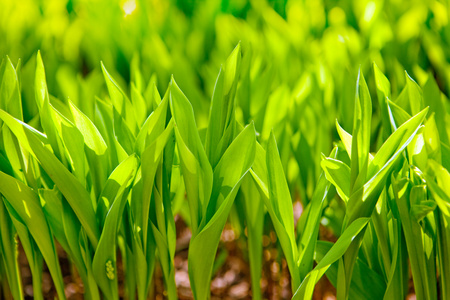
[39,188,100,300]
[349,69,371,195]
[205,43,241,168]
[265,131,299,290]
[240,174,264,299]
[0,56,22,121]
[0,172,66,299]
[140,120,173,244]
[321,157,350,202]
[188,123,256,300]
[373,62,392,139]
[170,77,213,235]
[297,147,338,281]
[92,154,138,300]
[101,62,137,134]
[314,240,386,300]
[293,217,370,300]
[8,211,44,300]
[0,109,100,247]
[0,200,22,300]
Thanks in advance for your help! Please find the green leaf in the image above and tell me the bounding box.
[249,142,269,193]
[350,69,371,193]
[135,90,169,156]
[373,62,391,139]
[339,103,425,300]
[205,122,256,224]
[346,107,428,224]
[298,170,334,281]
[94,98,128,167]
[205,43,241,168]
[170,77,213,235]
[321,157,350,202]
[423,75,449,144]
[336,120,374,162]
[8,207,44,300]
[410,185,436,222]
[113,108,136,155]
[97,154,140,226]
[92,154,138,300]
[130,83,148,127]
[0,201,23,300]
[240,175,264,299]
[39,188,71,255]
[0,56,22,120]
[425,160,450,216]
[0,109,100,247]
[405,72,424,116]
[393,175,438,300]
[367,108,428,180]
[35,54,69,167]
[101,64,137,155]
[293,218,370,300]
[0,172,66,300]
[188,123,256,300]
[422,114,441,162]
[69,100,107,155]
[314,241,386,300]
[101,62,137,134]
[265,131,299,289]
[35,51,49,111]
[139,121,174,244]
[69,98,109,197]
[144,76,161,112]
[436,211,450,300]
[40,187,100,299]
[387,99,411,129]
[150,159,177,299]
[131,228,154,300]
[55,109,86,184]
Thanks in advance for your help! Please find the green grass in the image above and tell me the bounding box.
[0,0,450,299]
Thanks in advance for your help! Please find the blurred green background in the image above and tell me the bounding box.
[2,0,449,110]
